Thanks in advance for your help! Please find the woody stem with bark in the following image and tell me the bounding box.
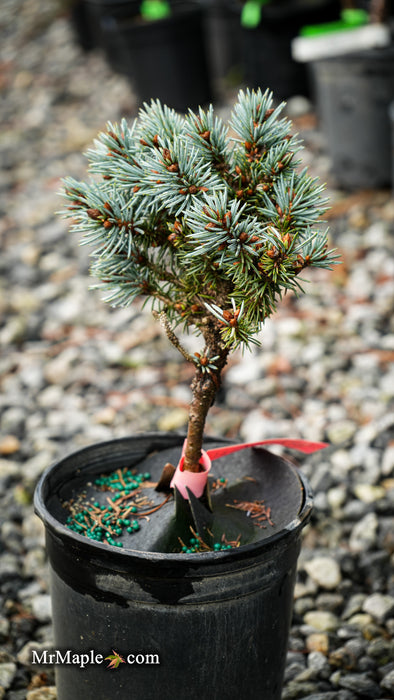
[183,374,219,473]
[183,332,229,472]
[153,310,229,472]
[183,365,228,472]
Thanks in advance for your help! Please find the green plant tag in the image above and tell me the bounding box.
[140,0,171,21]
[341,9,369,27]
[300,8,368,38]
[241,0,271,29]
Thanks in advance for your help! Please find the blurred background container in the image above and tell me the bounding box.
[68,0,394,190]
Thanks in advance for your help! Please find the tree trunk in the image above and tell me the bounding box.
[183,372,220,472]
[183,333,229,471]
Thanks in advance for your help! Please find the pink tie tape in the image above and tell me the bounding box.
[170,447,212,499]
[170,438,328,500]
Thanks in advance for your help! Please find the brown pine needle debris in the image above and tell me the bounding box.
[226,500,274,528]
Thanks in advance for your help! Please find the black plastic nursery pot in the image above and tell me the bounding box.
[237,0,342,100]
[34,433,313,700]
[77,0,141,72]
[202,0,243,85]
[112,2,213,111]
[311,46,394,190]
[390,100,394,194]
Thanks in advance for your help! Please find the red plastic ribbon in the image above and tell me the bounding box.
[206,438,329,461]
[171,438,328,499]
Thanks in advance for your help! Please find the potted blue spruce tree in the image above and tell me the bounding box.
[35,88,338,700]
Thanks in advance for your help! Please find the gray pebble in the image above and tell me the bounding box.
[17,641,53,669]
[298,695,339,700]
[357,656,378,673]
[26,687,57,699]
[294,596,316,616]
[338,673,382,697]
[23,451,54,482]
[307,651,330,675]
[8,691,31,700]
[31,594,52,623]
[0,662,17,690]
[304,611,340,632]
[304,557,342,590]
[281,681,318,700]
[0,552,22,580]
[367,638,394,664]
[343,499,371,521]
[362,593,394,624]
[0,406,26,435]
[381,669,394,694]
[0,618,9,643]
[329,645,360,671]
[349,512,379,552]
[344,638,368,659]
[326,421,358,445]
[315,593,344,613]
[342,594,367,620]
[22,548,47,577]
[285,662,307,683]
[382,445,394,476]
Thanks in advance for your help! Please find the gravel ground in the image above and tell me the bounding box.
[1,1,394,698]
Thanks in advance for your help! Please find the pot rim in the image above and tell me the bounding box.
[34,432,313,564]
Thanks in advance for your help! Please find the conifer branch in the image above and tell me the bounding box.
[152,310,195,364]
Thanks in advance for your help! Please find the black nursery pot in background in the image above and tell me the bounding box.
[311,46,394,190]
[73,0,141,72]
[201,0,243,86]
[34,433,313,700]
[390,100,394,194]
[112,2,213,112]
[237,0,342,100]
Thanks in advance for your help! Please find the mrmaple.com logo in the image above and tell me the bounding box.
[31,649,160,669]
